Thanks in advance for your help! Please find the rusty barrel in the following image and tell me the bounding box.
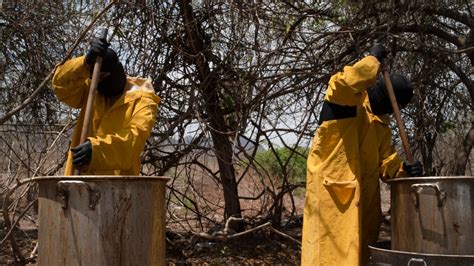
[36,176,169,266]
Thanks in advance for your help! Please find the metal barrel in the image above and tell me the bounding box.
[369,241,474,266]
[388,176,474,255]
[36,176,169,266]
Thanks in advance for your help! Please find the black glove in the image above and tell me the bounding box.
[85,37,110,67]
[403,160,423,177]
[71,140,92,167]
[369,43,387,63]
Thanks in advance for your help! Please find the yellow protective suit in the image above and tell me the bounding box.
[301,56,405,266]
[52,56,160,176]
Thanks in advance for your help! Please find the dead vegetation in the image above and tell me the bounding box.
[1,1,473,264]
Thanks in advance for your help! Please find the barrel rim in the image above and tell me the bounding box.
[388,176,474,184]
[31,175,171,182]
[369,244,474,258]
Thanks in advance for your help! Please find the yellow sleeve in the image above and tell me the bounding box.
[88,95,159,171]
[52,56,90,108]
[378,126,404,181]
[324,56,380,106]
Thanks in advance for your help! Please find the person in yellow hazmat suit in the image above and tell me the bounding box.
[52,36,160,176]
[301,43,423,266]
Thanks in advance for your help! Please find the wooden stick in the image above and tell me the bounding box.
[191,222,272,241]
[74,28,108,175]
[382,65,414,164]
[270,226,302,246]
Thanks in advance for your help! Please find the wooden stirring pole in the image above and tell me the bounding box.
[74,28,108,175]
[381,65,414,164]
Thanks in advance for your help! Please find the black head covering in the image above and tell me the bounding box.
[96,48,127,98]
[367,74,413,115]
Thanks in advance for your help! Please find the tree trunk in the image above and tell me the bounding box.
[454,123,474,175]
[178,0,242,226]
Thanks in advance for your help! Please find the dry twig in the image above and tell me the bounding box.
[192,222,272,242]
[0,0,118,125]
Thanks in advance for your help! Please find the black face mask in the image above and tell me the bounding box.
[97,62,126,98]
[368,74,414,115]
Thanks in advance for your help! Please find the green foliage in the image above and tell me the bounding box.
[182,196,195,210]
[254,146,308,183]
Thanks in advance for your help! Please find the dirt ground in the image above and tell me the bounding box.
[165,225,302,265]
[0,218,302,265]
